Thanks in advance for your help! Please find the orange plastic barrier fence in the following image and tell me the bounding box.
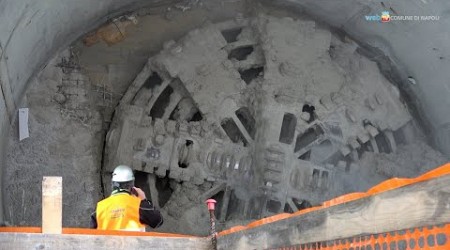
[0,163,449,240]
[267,223,450,250]
[220,163,450,236]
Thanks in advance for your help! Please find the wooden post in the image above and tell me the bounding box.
[42,176,62,234]
[219,186,231,222]
[147,174,160,209]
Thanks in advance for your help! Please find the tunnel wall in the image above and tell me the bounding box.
[0,0,449,222]
[0,0,161,222]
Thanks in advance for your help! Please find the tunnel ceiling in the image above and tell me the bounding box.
[0,0,449,234]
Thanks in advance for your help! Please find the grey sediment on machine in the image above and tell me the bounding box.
[103,16,414,224]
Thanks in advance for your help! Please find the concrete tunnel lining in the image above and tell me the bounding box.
[0,0,449,227]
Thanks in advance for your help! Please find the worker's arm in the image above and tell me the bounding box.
[133,187,163,228]
[139,199,163,228]
[90,212,98,229]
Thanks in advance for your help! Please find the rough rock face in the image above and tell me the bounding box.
[4,51,104,227]
[104,16,445,235]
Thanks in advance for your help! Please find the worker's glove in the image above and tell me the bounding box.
[132,187,146,200]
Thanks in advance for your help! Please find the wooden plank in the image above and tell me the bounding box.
[200,183,226,202]
[147,173,160,209]
[144,79,171,115]
[0,233,211,250]
[231,114,254,145]
[286,198,298,213]
[219,186,232,222]
[217,173,450,249]
[42,176,62,234]
[162,92,183,120]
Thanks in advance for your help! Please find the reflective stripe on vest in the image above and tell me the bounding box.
[96,193,145,231]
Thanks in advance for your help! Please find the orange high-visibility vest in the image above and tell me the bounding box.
[96,193,146,231]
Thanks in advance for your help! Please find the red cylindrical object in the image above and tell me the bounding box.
[206,199,217,250]
[206,199,217,210]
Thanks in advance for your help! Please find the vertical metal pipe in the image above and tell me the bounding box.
[206,199,217,250]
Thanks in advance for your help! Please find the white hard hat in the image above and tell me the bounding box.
[112,165,135,182]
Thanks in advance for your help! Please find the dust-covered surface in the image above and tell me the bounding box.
[333,139,448,196]
[365,140,448,178]
[3,0,448,236]
[104,9,448,237]
[2,0,263,230]
[156,182,211,235]
[4,51,104,227]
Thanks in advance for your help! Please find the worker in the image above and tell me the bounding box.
[90,165,163,231]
